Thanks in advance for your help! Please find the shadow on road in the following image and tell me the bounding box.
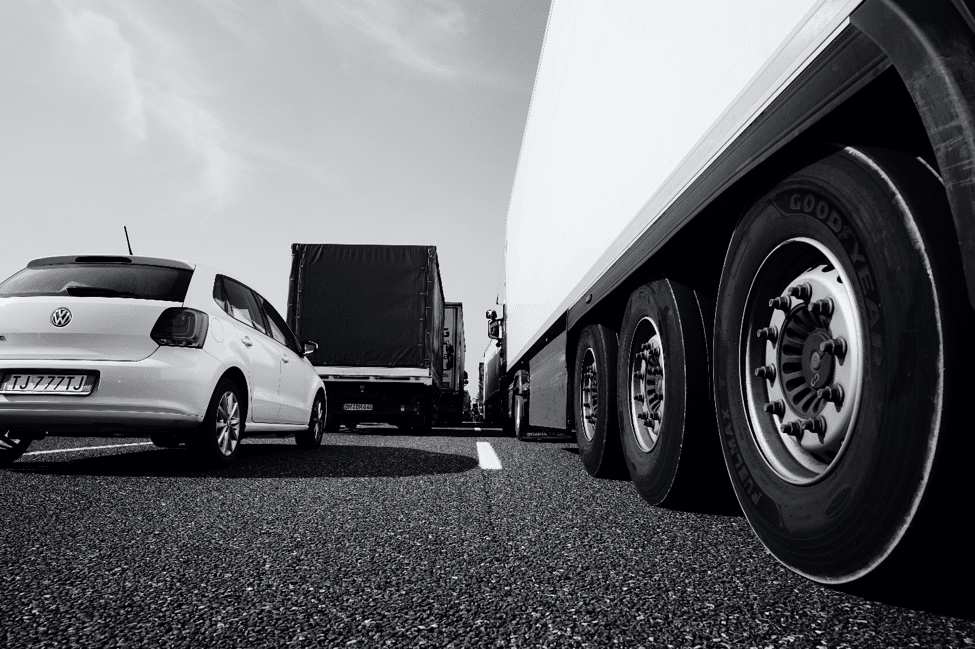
[12,442,479,479]
[350,426,509,438]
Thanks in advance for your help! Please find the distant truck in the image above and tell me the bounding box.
[438,302,467,425]
[287,244,444,432]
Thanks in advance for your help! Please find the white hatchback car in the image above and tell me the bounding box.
[0,255,327,466]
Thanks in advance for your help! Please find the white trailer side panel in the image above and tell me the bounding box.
[505,0,860,365]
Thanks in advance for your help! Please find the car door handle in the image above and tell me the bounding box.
[282,355,290,363]
[241,336,253,347]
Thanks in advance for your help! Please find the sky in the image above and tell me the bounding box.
[0,0,551,399]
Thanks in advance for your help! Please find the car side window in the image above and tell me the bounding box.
[222,277,267,334]
[262,302,289,347]
[261,297,302,356]
[212,276,230,313]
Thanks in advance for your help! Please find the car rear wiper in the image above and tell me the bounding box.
[64,286,139,298]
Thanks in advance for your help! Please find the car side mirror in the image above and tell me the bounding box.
[486,309,497,320]
[302,341,318,357]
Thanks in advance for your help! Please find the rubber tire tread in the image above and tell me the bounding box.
[574,324,628,479]
[190,378,243,467]
[617,280,729,507]
[713,146,973,587]
[0,433,31,467]
[295,392,325,449]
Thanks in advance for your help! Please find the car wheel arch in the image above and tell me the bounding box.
[218,367,249,422]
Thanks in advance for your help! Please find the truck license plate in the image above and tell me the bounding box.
[343,403,373,411]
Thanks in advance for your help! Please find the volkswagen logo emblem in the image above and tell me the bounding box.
[51,308,72,327]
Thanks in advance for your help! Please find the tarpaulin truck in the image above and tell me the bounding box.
[487,0,975,589]
[287,244,444,432]
[438,302,467,425]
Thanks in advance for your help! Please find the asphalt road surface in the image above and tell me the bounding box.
[2,425,973,648]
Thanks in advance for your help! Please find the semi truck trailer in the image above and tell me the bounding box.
[287,243,444,432]
[438,302,467,426]
[488,0,975,588]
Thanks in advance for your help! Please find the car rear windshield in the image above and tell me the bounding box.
[0,264,193,301]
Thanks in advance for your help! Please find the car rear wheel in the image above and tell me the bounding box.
[0,431,31,467]
[295,392,325,450]
[714,147,973,584]
[191,378,244,467]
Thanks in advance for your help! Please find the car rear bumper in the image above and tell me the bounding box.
[0,347,223,434]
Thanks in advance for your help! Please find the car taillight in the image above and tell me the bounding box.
[150,308,209,348]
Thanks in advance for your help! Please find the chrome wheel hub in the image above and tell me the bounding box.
[745,238,864,483]
[580,348,598,441]
[629,317,664,453]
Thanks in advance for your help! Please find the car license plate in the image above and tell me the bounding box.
[343,403,373,411]
[0,373,95,395]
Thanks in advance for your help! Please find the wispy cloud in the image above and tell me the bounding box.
[58,2,147,139]
[295,0,468,78]
[55,0,244,215]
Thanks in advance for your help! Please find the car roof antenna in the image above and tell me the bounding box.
[123,226,134,255]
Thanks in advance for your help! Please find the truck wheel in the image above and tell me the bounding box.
[405,400,433,434]
[714,146,971,584]
[0,431,31,467]
[295,392,325,449]
[513,391,529,440]
[190,378,244,467]
[617,280,720,505]
[574,324,627,478]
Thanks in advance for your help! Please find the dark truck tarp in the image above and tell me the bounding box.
[287,244,444,378]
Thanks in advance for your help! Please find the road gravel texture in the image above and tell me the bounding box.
[1,428,973,648]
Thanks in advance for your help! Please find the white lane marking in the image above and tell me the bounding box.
[476,441,502,470]
[474,427,481,432]
[24,442,154,456]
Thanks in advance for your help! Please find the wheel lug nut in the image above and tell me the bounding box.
[637,412,648,421]
[809,298,834,319]
[768,296,791,312]
[818,337,847,358]
[763,400,785,416]
[781,421,804,440]
[801,415,828,441]
[787,282,812,302]
[755,326,778,345]
[634,394,645,402]
[816,383,844,406]
[754,364,776,383]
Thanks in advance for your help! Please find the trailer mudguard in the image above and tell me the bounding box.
[853,0,975,307]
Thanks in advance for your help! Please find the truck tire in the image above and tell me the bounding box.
[713,146,972,585]
[617,280,723,505]
[574,324,627,478]
[513,391,529,440]
[0,431,31,467]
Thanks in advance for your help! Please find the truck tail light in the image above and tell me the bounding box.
[151,308,209,348]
